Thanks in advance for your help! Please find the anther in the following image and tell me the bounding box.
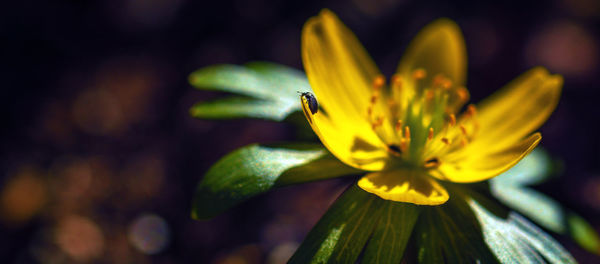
[412,68,427,80]
[441,137,451,145]
[395,120,403,132]
[467,104,477,117]
[428,127,434,140]
[425,90,435,101]
[367,106,373,117]
[433,74,445,87]
[424,157,441,168]
[460,125,468,136]
[449,114,456,127]
[370,94,378,104]
[399,139,408,152]
[372,116,384,130]
[404,126,411,140]
[456,87,469,102]
[441,79,453,90]
[461,138,468,147]
[373,75,386,90]
[391,74,402,87]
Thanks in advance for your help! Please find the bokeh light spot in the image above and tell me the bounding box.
[525,21,598,78]
[0,167,47,225]
[128,214,170,255]
[55,215,105,261]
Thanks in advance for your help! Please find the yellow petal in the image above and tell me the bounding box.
[397,18,467,88]
[301,9,397,170]
[302,10,389,144]
[357,169,449,205]
[472,67,562,151]
[431,133,541,183]
[301,95,389,171]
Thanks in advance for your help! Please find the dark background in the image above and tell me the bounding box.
[1,0,600,263]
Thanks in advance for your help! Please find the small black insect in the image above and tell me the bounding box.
[299,91,319,115]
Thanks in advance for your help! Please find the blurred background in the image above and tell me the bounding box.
[1,0,600,263]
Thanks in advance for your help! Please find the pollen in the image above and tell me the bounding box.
[412,68,427,80]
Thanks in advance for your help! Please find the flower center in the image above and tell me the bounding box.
[365,69,479,169]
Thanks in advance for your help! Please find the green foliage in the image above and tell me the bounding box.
[468,198,576,263]
[415,194,497,263]
[191,144,360,219]
[189,62,311,121]
[491,149,600,254]
[362,202,420,264]
[289,184,420,264]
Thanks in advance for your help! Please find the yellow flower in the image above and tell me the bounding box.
[300,9,562,205]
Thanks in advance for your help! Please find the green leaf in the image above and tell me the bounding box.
[491,148,600,254]
[362,202,420,264]
[189,62,311,121]
[414,194,497,263]
[191,144,359,219]
[568,214,600,254]
[190,96,295,120]
[468,198,576,264]
[289,184,385,264]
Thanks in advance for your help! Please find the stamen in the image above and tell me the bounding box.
[449,114,456,127]
[425,90,435,101]
[372,116,384,130]
[373,75,385,90]
[428,127,434,140]
[441,137,451,145]
[367,106,373,117]
[399,138,408,152]
[456,87,469,102]
[441,79,453,90]
[424,157,441,168]
[370,94,378,104]
[433,74,445,87]
[404,126,411,141]
[467,104,477,117]
[395,120,403,132]
[412,68,427,80]
[460,138,468,147]
[391,74,402,87]
[460,125,468,136]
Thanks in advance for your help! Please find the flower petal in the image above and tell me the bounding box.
[302,9,379,118]
[472,67,562,151]
[301,96,389,171]
[301,9,397,170]
[357,169,449,205]
[431,133,541,183]
[397,18,467,88]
